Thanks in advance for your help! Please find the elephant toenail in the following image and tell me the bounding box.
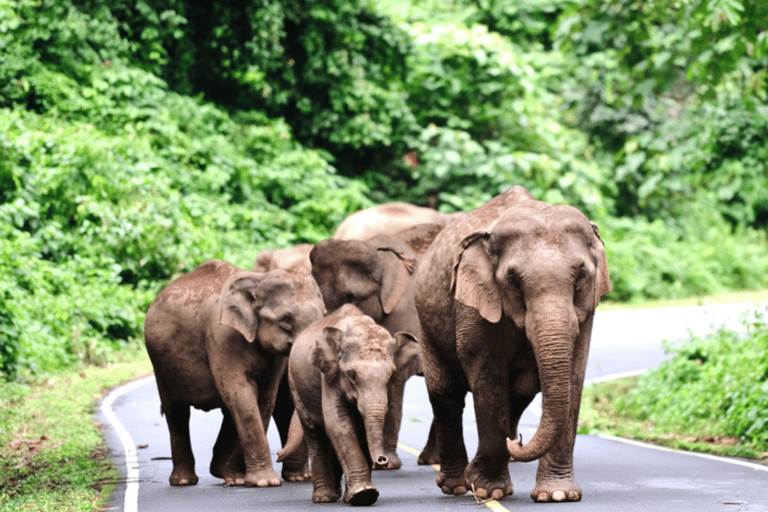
[552,491,567,502]
[491,489,505,500]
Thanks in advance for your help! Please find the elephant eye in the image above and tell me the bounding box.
[577,265,588,281]
[279,315,294,333]
[347,370,358,383]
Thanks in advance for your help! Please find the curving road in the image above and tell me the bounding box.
[98,301,768,512]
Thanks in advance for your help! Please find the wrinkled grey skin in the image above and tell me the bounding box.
[144,259,325,487]
[310,223,445,467]
[412,186,611,502]
[285,304,420,505]
[252,243,314,481]
[333,202,457,241]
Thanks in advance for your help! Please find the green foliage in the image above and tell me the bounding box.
[610,309,768,450]
[3,0,768,380]
[0,0,370,379]
[84,0,419,174]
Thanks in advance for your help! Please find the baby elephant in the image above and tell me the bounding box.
[144,259,325,487]
[284,304,419,506]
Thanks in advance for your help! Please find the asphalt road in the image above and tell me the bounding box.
[98,301,768,512]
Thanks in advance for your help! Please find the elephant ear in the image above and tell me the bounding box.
[219,274,262,342]
[312,326,343,380]
[393,332,421,379]
[453,232,502,323]
[590,222,612,308]
[377,245,416,315]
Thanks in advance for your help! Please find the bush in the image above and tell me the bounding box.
[613,309,768,448]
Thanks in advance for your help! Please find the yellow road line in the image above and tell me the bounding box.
[397,442,512,512]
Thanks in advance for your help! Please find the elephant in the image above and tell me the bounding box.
[252,242,314,480]
[411,186,611,502]
[309,222,445,467]
[333,202,457,241]
[144,259,326,487]
[253,243,313,274]
[281,303,420,505]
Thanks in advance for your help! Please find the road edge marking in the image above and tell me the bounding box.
[100,375,155,512]
[596,433,768,472]
[584,371,768,473]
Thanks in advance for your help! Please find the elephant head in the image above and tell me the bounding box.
[453,190,611,462]
[310,223,444,320]
[219,268,326,354]
[312,311,419,468]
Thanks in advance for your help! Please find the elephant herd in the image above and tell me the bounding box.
[144,186,612,506]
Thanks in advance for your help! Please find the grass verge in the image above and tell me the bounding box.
[579,377,768,461]
[579,306,768,462]
[0,348,153,512]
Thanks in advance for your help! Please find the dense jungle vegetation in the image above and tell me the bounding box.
[1,0,768,382]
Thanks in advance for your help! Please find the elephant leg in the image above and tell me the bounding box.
[210,354,281,487]
[508,393,536,448]
[421,340,469,495]
[210,410,245,485]
[463,348,515,500]
[417,418,439,466]
[305,426,342,503]
[162,400,198,486]
[273,374,310,482]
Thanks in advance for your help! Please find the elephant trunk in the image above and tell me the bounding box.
[276,410,304,463]
[507,302,575,462]
[360,398,390,469]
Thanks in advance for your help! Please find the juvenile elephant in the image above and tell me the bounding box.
[310,223,444,467]
[333,202,457,240]
[144,259,325,487]
[412,186,611,502]
[284,304,420,505]
[252,242,314,480]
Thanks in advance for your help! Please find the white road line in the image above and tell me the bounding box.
[596,434,768,472]
[580,371,768,472]
[100,375,155,512]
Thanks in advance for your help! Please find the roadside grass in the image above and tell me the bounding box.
[579,305,768,462]
[0,348,153,512]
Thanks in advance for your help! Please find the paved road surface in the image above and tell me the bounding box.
[98,301,768,512]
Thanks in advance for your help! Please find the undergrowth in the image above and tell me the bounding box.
[580,307,768,460]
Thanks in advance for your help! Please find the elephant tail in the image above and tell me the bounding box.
[276,410,305,462]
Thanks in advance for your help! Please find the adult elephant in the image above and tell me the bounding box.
[412,186,611,502]
[310,223,445,467]
[144,260,325,487]
[333,202,457,241]
[253,243,313,274]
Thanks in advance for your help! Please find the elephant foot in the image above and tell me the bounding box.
[531,477,582,502]
[312,485,342,503]
[435,471,469,496]
[169,467,199,486]
[373,451,401,470]
[464,461,514,500]
[282,460,311,482]
[243,468,282,487]
[417,447,440,466]
[344,483,379,506]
